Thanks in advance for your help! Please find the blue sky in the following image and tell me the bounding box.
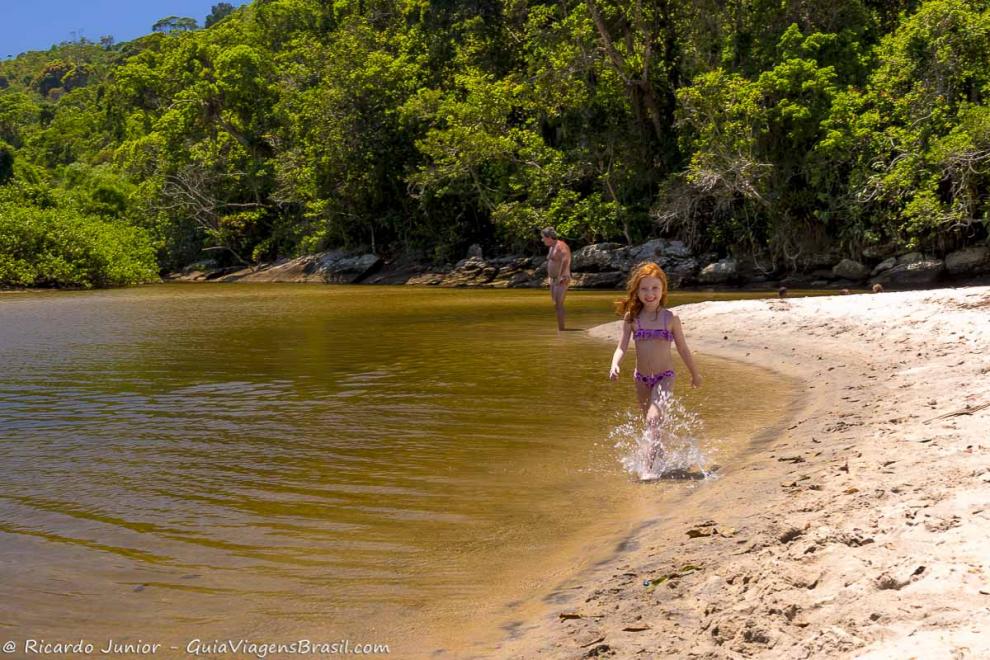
[1,0,250,58]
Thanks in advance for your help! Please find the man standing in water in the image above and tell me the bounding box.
[541,227,572,331]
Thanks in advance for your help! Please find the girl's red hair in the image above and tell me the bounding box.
[614,262,669,320]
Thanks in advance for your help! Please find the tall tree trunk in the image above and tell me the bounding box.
[585,0,670,166]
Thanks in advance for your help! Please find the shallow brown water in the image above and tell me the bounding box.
[0,285,797,655]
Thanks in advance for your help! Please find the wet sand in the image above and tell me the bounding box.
[496,286,990,658]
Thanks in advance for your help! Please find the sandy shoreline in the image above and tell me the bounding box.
[495,286,990,658]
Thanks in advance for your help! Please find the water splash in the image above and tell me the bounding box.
[609,390,715,481]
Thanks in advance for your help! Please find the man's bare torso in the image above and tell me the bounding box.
[547,240,570,279]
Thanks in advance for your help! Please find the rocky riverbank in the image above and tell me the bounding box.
[167,240,990,291]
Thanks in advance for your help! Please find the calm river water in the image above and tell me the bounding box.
[0,285,795,655]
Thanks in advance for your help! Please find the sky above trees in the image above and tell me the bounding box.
[0,0,249,58]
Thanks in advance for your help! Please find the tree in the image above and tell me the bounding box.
[583,0,682,173]
[205,3,236,28]
[31,60,91,96]
[819,0,990,251]
[152,16,199,33]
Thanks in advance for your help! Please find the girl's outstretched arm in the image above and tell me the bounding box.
[671,315,703,388]
[609,320,633,380]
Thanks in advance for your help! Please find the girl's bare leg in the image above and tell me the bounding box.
[645,385,667,470]
[635,380,664,469]
[634,379,652,416]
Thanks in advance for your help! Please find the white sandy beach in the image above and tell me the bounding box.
[496,286,990,658]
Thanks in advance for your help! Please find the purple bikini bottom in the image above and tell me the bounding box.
[634,369,675,390]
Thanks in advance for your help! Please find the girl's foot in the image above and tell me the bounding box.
[646,443,664,472]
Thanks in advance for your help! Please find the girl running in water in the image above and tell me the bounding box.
[609,262,702,464]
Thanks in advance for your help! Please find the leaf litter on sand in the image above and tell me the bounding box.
[643,564,703,589]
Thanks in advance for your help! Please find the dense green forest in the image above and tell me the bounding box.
[2,0,989,287]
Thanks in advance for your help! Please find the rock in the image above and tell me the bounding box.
[182,259,219,274]
[489,257,544,288]
[505,270,543,288]
[634,239,698,286]
[567,238,698,288]
[314,252,382,283]
[945,246,990,275]
[488,255,518,266]
[204,266,244,280]
[627,240,662,266]
[663,239,693,260]
[832,259,870,281]
[698,251,718,267]
[442,256,498,286]
[165,271,203,282]
[778,274,815,289]
[214,265,256,281]
[798,251,840,271]
[871,257,897,276]
[490,258,523,278]
[811,268,836,281]
[219,250,382,283]
[571,243,628,272]
[570,271,625,288]
[629,238,691,264]
[698,258,738,284]
[183,239,690,288]
[406,273,446,286]
[663,263,697,288]
[896,251,924,265]
[453,255,485,271]
[871,259,944,288]
[662,261,698,288]
[571,238,698,278]
[363,256,432,284]
[862,243,897,260]
[218,259,290,282]
[167,259,232,281]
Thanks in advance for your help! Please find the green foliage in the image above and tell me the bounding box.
[0,91,42,147]
[31,60,92,97]
[819,0,990,250]
[206,3,238,28]
[153,17,200,33]
[670,25,842,260]
[0,0,989,288]
[58,163,136,218]
[0,186,158,288]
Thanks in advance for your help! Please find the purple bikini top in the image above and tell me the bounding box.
[633,310,673,342]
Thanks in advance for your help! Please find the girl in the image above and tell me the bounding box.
[609,262,702,463]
